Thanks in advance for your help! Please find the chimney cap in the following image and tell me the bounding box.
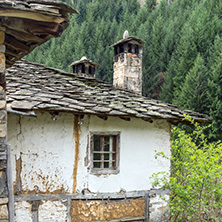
[69,56,99,67]
[123,30,129,39]
[110,31,145,48]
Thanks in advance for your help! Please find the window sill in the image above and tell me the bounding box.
[90,169,120,175]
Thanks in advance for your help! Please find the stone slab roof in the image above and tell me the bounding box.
[6,60,212,124]
[69,56,99,67]
[110,36,145,48]
[0,0,78,14]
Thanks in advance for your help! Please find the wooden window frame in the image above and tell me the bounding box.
[90,131,120,175]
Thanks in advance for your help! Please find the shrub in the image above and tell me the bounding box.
[152,116,222,221]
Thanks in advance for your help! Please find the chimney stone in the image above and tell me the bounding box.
[69,56,98,78]
[111,31,145,95]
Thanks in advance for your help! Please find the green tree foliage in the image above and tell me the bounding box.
[207,36,222,141]
[25,0,222,140]
[177,54,209,114]
[152,117,222,221]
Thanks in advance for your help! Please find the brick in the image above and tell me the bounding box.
[0,124,6,138]
[0,198,8,205]
[0,101,5,110]
[0,204,8,219]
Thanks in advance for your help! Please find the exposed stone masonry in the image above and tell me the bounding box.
[112,32,144,95]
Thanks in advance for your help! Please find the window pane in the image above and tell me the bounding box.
[93,162,100,168]
[104,162,109,168]
[93,153,101,160]
[94,135,101,151]
[104,136,110,151]
[104,153,109,161]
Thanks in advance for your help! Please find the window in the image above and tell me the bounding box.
[90,132,120,174]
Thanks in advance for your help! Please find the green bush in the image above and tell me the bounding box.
[152,116,222,221]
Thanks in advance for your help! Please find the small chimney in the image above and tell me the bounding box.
[111,31,145,95]
[69,56,98,78]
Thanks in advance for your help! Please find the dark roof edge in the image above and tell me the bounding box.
[110,36,145,48]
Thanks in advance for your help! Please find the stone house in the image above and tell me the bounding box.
[5,32,211,221]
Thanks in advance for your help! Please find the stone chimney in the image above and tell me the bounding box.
[111,31,145,95]
[69,56,98,78]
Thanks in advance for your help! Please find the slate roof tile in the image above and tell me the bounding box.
[6,59,212,124]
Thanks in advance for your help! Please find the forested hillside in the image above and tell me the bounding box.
[26,0,222,141]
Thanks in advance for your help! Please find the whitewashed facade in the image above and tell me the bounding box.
[8,112,171,221]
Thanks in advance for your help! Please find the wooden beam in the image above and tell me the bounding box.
[144,191,149,222]
[5,28,43,44]
[28,21,64,36]
[1,17,65,38]
[0,9,65,23]
[7,145,15,222]
[5,46,22,59]
[5,34,30,53]
[6,59,13,66]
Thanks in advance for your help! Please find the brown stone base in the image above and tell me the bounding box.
[71,197,145,222]
[0,204,8,220]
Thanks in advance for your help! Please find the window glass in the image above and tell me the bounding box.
[91,133,120,174]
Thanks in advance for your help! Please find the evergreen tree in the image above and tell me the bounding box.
[176,54,209,114]
[207,36,222,140]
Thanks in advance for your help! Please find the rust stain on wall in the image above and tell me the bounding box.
[19,185,68,195]
[70,197,145,222]
[15,154,22,195]
[72,115,80,193]
[14,152,69,195]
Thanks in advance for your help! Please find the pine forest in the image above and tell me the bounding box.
[25,0,222,141]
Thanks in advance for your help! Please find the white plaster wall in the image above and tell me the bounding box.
[8,112,75,194]
[150,193,169,222]
[38,200,67,222]
[8,112,171,195]
[77,115,171,193]
[14,201,32,222]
